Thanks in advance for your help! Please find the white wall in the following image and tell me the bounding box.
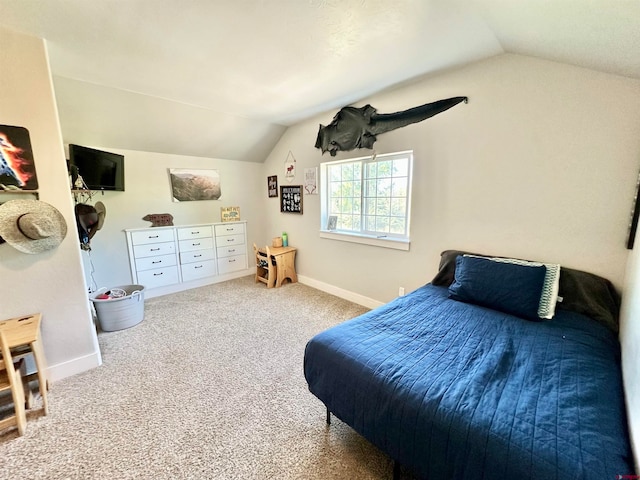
[72,149,265,291]
[0,27,101,380]
[261,53,640,303]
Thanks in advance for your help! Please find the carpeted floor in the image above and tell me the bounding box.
[0,276,412,479]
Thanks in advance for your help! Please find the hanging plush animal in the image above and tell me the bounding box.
[315,96,468,156]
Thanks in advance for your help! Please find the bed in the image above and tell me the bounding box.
[304,250,634,479]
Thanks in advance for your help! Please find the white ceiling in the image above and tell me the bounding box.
[0,0,639,162]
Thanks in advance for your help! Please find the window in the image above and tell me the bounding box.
[320,150,413,250]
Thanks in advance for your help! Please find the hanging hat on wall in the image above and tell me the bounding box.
[0,199,68,254]
[89,201,106,240]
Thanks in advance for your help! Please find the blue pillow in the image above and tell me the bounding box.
[448,255,547,321]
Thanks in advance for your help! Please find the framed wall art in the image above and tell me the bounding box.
[304,167,318,195]
[280,185,303,214]
[169,168,221,202]
[268,175,278,197]
[0,124,39,193]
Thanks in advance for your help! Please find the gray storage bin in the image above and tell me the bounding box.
[90,284,145,331]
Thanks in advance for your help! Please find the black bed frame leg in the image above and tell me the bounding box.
[392,460,401,480]
[326,407,331,425]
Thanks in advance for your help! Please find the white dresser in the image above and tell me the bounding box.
[125,221,249,296]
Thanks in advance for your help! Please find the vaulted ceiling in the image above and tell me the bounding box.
[0,0,638,162]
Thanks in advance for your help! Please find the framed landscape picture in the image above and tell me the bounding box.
[280,185,303,214]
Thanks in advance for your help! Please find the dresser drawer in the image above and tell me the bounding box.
[178,237,214,253]
[215,234,244,248]
[135,254,177,272]
[217,254,247,274]
[181,260,217,282]
[215,223,244,237]
[137,266,180,288]
[177,226,213,241]
[133,241,176,259]
[131,229,175,245]
[217,245,243,259]
[180,248,215,264]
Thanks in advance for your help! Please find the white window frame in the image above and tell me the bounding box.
[319,150,413,251]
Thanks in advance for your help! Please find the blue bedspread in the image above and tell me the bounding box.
[304,284,634,479]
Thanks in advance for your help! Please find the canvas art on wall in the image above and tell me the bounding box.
[0,125,38,192]
[169,168,221,202]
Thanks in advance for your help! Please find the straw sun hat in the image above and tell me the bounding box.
[0,199,68,254]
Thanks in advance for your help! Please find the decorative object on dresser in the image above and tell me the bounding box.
[220,206,240,222]
[142,213,174,227]
[124,221,249,297]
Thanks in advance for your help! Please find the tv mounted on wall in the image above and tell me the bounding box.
[69,144,125,191]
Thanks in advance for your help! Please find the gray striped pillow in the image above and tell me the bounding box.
[463,255,560,319]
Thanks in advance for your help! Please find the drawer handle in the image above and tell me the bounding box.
[227,238,235,242]
[192,231,200,234]
[149,235,159,239]
[226,228,233,231]
[228,249,235,253]
[194,254,202,258]
[229,259,236,263]
[152,260,162,264]
[195,265,203,269]
[153,272,164,276]
[192,242,201,246]
[151,248,160,251]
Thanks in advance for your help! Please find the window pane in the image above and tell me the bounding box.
[376,216,390,232]
[376,198,390,216]
[330,181,342,197]
[330,198,341,214]
[390,217,406,234]
[365,215,376,231]
[342,164,354,181]
[329,165,341,182]
[341,197,353,213]
[392,158,408,177]
[365,179,376,197]
[377,178,391,197]
[391,177,407,197]
[390,198,406,216]
[365,198,376,215]
[366,162,377,178]
[377,160,392,178]
[353,180,361,197]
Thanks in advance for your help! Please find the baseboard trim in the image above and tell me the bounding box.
[48,350,102,383]
[297,275,384,310]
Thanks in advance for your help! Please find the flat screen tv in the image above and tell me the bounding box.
[69,144,125,191]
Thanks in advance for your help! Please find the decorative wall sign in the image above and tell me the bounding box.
[304,167,318,195]
[221,206,241,222]
[280,185,303,214]
[169,168,221,202]
[268,175,278,197]
[0,125,38,192]
[284,151,296,182]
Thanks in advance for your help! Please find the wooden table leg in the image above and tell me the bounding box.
[30,339,48,415]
